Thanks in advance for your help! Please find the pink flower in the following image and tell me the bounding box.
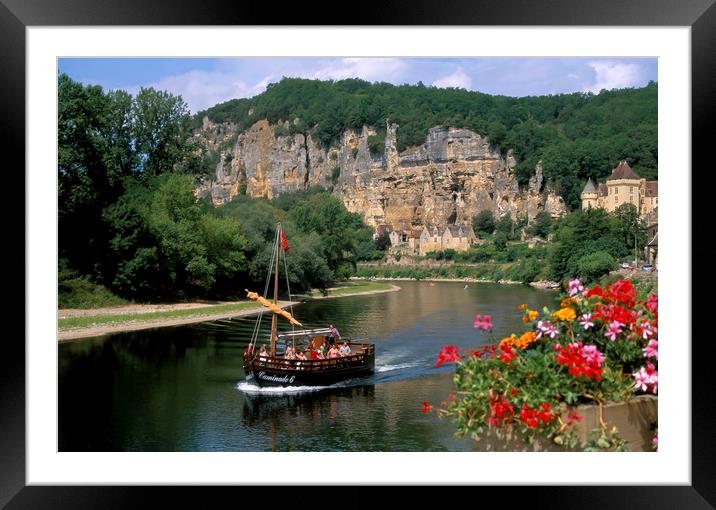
[536,320,559,339]
[643,339,658,360]
[473,313,493,331]
[568,278,585,297]
[640,320,656,340]
[633,363,658,394]
[604,320,624,341]
[652,434,658,450]
[580,344,605,366]
[579,313,594,330]
[646,294,658,313]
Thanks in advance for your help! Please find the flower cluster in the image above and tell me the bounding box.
[520,402,557,428]
[500,331,537,350]
[435,345,461,367]
[426,277,658,452]
[553,342,605,380]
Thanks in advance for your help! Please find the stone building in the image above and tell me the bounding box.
[441,225,479,252]
[581,161,658,219]
[407,228,423,254]
[418,227,443,255]
[387,224,479,255]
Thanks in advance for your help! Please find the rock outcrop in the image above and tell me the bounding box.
[194,118,568,230]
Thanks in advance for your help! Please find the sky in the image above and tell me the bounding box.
[58,57,658,114]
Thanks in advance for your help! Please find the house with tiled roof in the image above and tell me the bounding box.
[581,160,658,221]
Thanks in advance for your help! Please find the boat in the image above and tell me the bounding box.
[242,223,375,387]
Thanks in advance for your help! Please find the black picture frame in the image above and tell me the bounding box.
[4,0,707,507]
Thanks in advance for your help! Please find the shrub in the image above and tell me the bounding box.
[577,251,616,284]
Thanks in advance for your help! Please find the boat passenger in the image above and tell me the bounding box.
[327,324,341,346]
[285,346,296,360]
[338,342,351,357]
[328,344,340,359]
[259,345,268,360]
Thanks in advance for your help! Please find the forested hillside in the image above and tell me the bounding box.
[197,77,657,207]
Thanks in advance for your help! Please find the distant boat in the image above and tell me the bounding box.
[464,284,469,290]
[242,223,375,387]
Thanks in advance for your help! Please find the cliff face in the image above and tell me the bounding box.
[195,118,567,230]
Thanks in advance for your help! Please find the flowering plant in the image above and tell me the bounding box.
[428,278,658,451]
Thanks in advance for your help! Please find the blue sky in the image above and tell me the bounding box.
[58,57,658,114]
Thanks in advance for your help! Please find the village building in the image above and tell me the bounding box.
[580,161,658,220]
[407,228,423,255]
[382,224,478,256]
[441,225,479,252]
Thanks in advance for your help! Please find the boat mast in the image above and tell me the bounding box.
[270,223,281,356]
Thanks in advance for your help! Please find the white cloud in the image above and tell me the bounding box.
[585,61,645,93]
[144,70,275,113]
[432,67,472,90]
[309,58,409,82]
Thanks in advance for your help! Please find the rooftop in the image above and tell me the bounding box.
[582,178,597,194]
[607,160,641,181]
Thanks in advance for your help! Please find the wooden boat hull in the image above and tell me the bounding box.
[243,345,375,387]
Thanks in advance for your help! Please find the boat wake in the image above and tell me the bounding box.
[236,381,335,396]
[376,362,418,373]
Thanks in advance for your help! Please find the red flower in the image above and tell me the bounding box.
[567,410,584,425]
[421,401,433,413]
[586,285,604,298]
[435,345,462,367]
[554,343,604,380]
[488,394,515,428]
[520,403,556,428]
[498,344,518,364]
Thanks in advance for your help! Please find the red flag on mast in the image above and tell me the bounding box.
[280,226,289,251]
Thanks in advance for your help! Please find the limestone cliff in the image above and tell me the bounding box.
[194,118,567,230]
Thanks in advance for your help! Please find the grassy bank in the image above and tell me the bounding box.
[59,281,399,334]
[58,302,264,331]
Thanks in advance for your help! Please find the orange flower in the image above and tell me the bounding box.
[561,297,576,308]
[518,303,528,311]
[500,335,516,347]
[523,309,539,323]
[552,307,576,322]
[513,331,538,349]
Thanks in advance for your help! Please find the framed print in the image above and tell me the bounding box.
[4,0,709,506]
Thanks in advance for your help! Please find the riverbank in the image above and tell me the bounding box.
[58,281,401,341]
[350,276,560,289]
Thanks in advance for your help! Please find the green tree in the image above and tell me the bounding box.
[577,251,617,283]
[495,213,514,239]
[472,210,496,237]
[493,232,508,252]
[529,211,553,238]
[374,230,391,251]
[132,87,193,177]
[613,203,647,262]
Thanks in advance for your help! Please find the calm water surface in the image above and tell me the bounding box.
[58,281,557,451]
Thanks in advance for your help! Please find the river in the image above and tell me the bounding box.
[58,281,558,451]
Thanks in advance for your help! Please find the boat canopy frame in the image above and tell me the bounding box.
[277,328,335,339]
